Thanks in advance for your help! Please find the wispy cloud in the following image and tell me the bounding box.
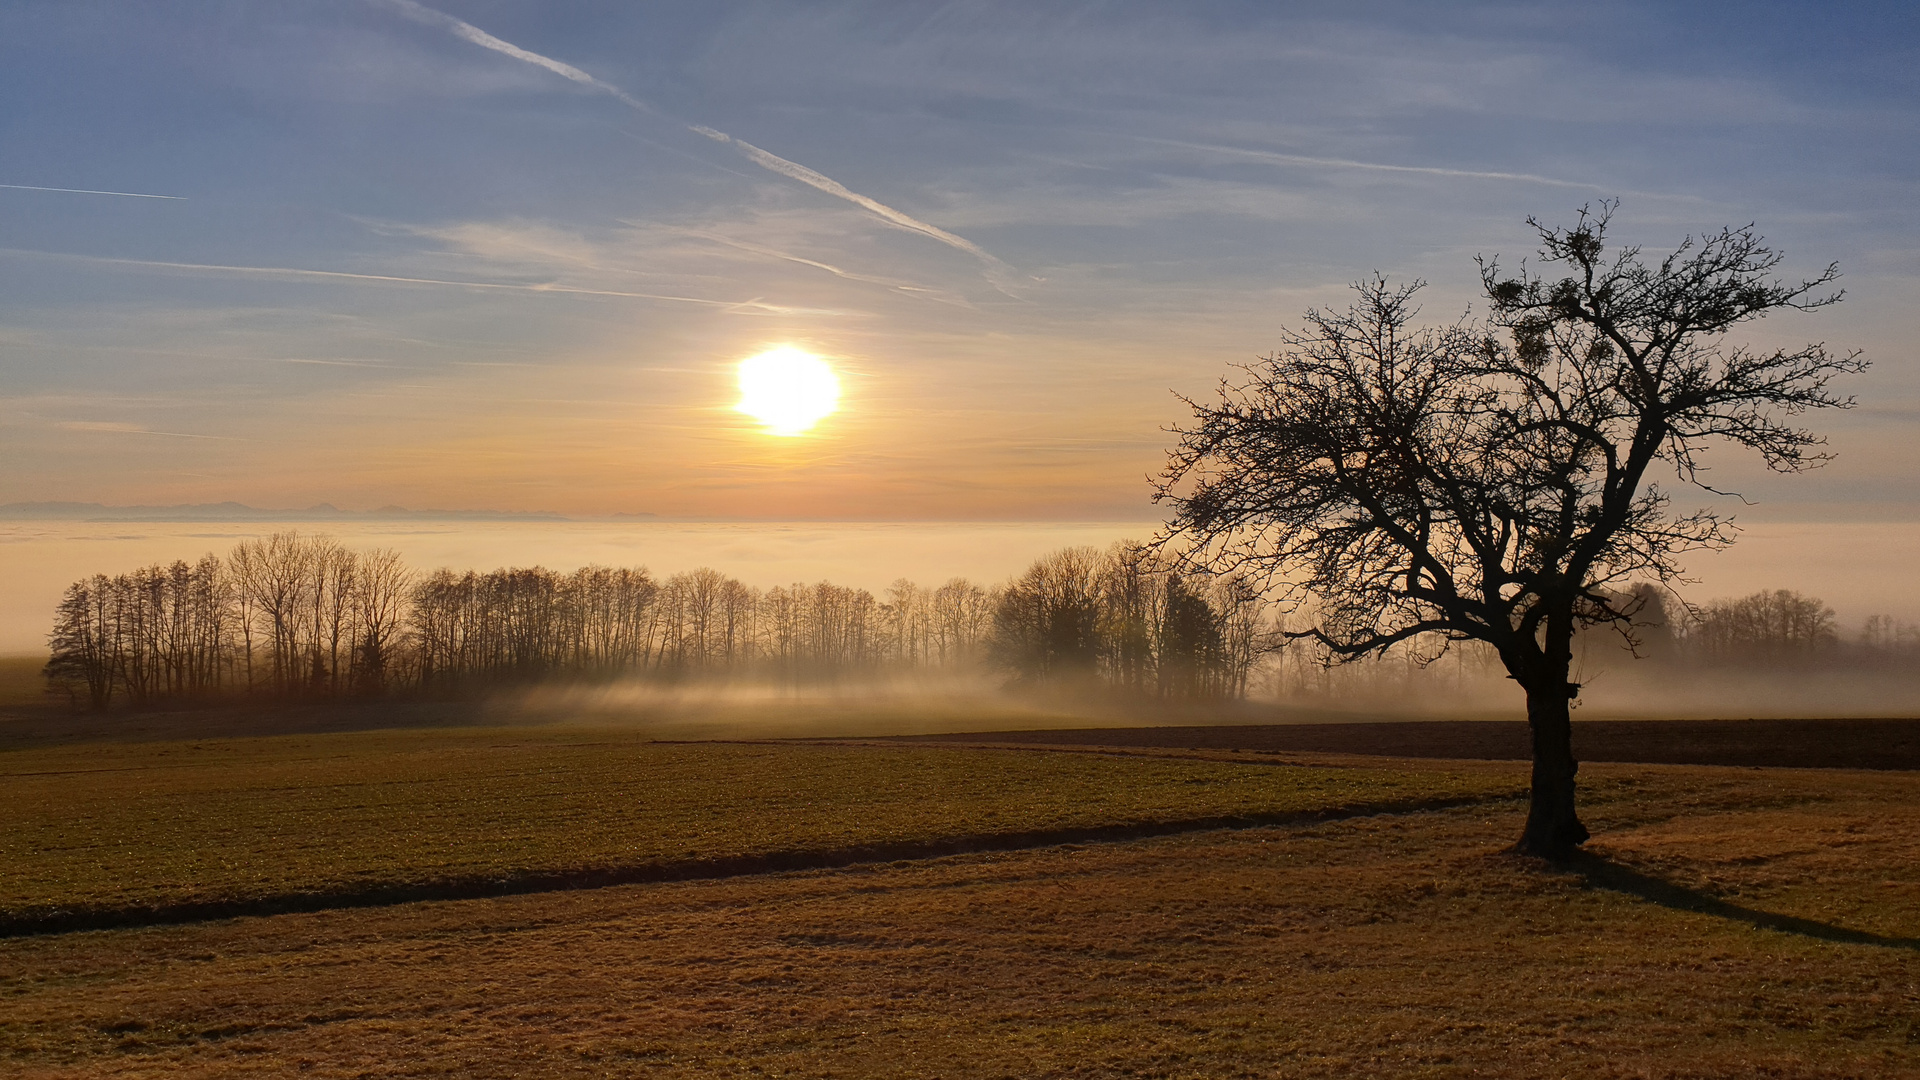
[371,0,1012,283]
[0,248,837,314]
[0,183,184,200]
[676,229,972,307]
[1136,136,1616,192]
[370,219,611,272]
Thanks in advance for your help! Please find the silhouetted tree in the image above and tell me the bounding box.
[1860,614,1920,664]
[1210,574,1272,698]
[350,548,412,694]
[44,577,116,709]
[41,557,236,708]
[1156,574,1224,698]
[990,547,1104,683]
[1098,543,1159,694]
[1158,204,1864,856]
[986,543,1260,697]
[1622,583,1675,663]
[231,531,314,694]
[1684,589,1837,666]
[46,530,1234,707]
[929,577,996,668]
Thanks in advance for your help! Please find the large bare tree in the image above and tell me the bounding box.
[1157,204,1865,856]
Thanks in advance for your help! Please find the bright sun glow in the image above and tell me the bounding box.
[735,346,840,436]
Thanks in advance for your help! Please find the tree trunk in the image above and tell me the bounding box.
[1511,677,1590,858]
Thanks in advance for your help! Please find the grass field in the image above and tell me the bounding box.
[1,720,1916,1077]
[0,728,1514,930]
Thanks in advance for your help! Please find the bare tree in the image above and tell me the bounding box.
[44,577,116,709]
[351,548,411,693]
[1860,614,1920,661]
[1684,588,1838,666]
[989,547,1104,683]
[884,579,928,668]
[314,539,356,694]
[231,531,315,695]
[1157,204,1863,856]
[930,578,994,667]
[1154,573,1223,698]
[48,535,1276,706]
[1098,543,1160,694]
[1210,574,1271,699]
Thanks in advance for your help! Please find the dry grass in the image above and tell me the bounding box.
[0,756,1914,1078]
[0,728,1513,926]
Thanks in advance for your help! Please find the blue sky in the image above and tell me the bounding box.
[2,0,1915,520]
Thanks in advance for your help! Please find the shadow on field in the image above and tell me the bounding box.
[1569,852,1920,951]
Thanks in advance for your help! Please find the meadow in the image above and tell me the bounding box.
[0,725,1515,933]
[1,714,1916,1077]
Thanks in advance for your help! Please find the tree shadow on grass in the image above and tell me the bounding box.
[1565,851,1920,951]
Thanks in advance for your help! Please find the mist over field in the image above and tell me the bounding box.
[22,511,1920,722]
[5,3,1919,1076]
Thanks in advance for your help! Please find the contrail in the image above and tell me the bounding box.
[373,0,1010,280]
[1135,136,1615,192]
[376,0,656,113]
[687,126,1014,279]
[0,183,184,200]
[0,247,827,313]
[679,229,973,307]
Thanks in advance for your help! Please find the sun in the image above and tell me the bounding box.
[735,346,840,436]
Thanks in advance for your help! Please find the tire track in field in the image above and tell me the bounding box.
[0,790,1519,939]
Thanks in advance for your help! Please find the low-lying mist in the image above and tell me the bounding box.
[29,529,1920,736]
[472,656,1920,744]
[498,672,1327,742]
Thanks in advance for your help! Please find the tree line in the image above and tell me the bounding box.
[42,531,1913,712]
[987,543,1270,698]
[42,533,1272,709]
[1625,586,1918,670]
[1257,585,1920,705]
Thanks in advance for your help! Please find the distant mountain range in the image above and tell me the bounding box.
[0,502,656,523]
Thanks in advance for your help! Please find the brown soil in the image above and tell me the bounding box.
[900,717,1920,770]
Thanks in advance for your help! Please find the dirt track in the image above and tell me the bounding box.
[900,717,1920,770]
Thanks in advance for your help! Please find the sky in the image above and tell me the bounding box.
[2,0,1916,522]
